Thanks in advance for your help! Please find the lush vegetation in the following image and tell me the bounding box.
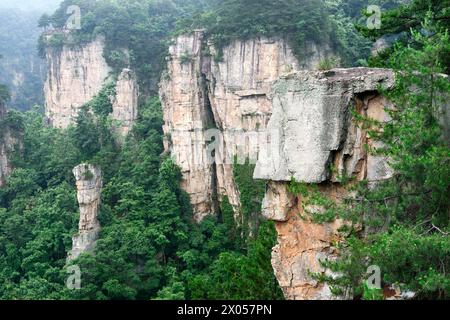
[0,92,281,299]
[0,0,448,301]
[289,8,449,299]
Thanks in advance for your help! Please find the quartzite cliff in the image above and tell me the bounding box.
[0,99,20,187]
[68,163,102,261]
[159,31,331,221]
[160,32,398,300]
[44,35,138,135]
[254,68,395,299]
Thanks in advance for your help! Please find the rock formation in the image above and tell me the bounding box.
[0,100,20,187]
[44,36,138,135]
[44,37,111,128]
[159,32,403,298]
[112,68,139,137]
[68,163,102,261]
[0,100,11,186]
[159,31,331,221]
[253,68,395,300]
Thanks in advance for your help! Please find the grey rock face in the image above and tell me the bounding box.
[68,164,102,261]
[0,101,20,187]
[254,68,396,300]
[44,37,111,128]
[44,36,138,135]
[112,68,139,137]
[254,68,395,183]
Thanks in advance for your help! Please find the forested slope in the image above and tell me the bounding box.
[0,0,448,300]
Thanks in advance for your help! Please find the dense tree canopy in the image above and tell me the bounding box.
[0,95,282,299]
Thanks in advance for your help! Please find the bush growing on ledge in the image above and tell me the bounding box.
[317,56,341,70]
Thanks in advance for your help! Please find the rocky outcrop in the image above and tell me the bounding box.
[0,100,11,186]
[44,37,111,128]
[112,68,139,137]
[160,31,331,221]
[0,100,20,187]
[254,68,395,183]
[253,68,395,300]
[44,36,138,135]
[68,164,102,261]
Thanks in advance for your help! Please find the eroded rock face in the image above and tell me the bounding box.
[159,31,216,221]
[254,68,395,300]
[0,101,20,187]
[112,68,139,137]
[44,37,111,128]
[159,31,331,220]
[254,68,395,183]
[68,164,102,261]
[44,36,138,135]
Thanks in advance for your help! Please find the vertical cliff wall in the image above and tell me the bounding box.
[68,163,102,261]
[0,100,11,186]
[254,68,395,300]
[0,100,20,187]
[112,68,139,137]
[160,31,331,221]
[44,36,138,135]
[44,37,111,128]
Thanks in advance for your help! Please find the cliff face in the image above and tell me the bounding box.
[254,68,395,300]
[44,36,138,135]
[0,100,20,187]
[44,37,111,128]
[159,31,331,220]
[112,68,139,137]
[160,35,399,299]
[68,164,102,261]
[0,100,11,186]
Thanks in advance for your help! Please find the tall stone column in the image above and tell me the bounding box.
[68,164,102,261]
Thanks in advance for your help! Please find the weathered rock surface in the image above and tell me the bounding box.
[254,68,395,183]
[44,36,138,135]
[159,31,216,221]
[68,164,102,261]
[44,37,111,128]
[254,68,395,300]
[0,100,20,187]
[160,31,331,220]
[112,68,139,137]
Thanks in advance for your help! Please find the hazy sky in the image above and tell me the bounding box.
[0,0,62,12]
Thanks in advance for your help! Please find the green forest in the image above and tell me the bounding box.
[0,0,449,301]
